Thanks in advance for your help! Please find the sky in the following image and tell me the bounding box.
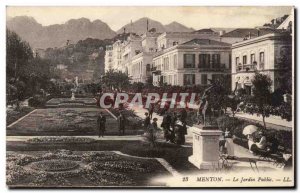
[6,6,293,31]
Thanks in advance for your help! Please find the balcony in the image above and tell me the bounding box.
[150,67,161,75]
[198,63,229,72]
[236,63,257,72]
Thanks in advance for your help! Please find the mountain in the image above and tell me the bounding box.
[116,17,165,35]
[7,16,116,49]
[116,17,193,34]
[164,21,194,32]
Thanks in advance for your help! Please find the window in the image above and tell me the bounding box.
[184,54,195,68]
[250,54,256,64]
[212,54,221,68]
[183,74,195,85]
[199,54,210,68]
[163,57,169,70]
[259,52,265,69]
[173,54,178,69]
[146,64,151,72]
[243,55,247,64]
[229,54,232,69]
[201,74,207,85]
[174,75,177,85]
[169,75,172,84]
[235,57,240,65]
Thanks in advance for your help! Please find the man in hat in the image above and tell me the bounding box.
[97,112,106,137]
[148,103,154,119]
[144,112,151,130]
[161,112,172,142]
[118,113,126,135]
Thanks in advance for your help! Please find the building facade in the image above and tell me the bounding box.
[152,39,232,86]
[104,45,113,72]
[231,32,292,93]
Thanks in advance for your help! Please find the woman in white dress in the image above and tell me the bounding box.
[224,128,234,157]
[247,134,255,153]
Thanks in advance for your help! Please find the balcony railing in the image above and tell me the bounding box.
[236,63,257,72]
[198,63,228,72]
[150,67,161,75]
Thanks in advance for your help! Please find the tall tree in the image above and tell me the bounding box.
[102,70,131,91]
[251,72,272,129]
[6,29,33,80]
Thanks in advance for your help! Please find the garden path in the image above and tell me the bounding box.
[234,112,292,131]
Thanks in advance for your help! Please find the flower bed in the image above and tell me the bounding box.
[46,98,96,106]
[30,159,79,172]
[6,150,169,187]
[7,108,126,136]
[27,137,97,144]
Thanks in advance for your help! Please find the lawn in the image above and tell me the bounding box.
[6,107,35,126]
[7,108,144,136]
[7,150,170,187]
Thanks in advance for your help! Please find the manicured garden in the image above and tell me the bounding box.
[7,139,196,174]
[7,107,144,136]
[7,150,170,187]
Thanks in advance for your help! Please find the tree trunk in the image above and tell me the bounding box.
[262,115,266,129]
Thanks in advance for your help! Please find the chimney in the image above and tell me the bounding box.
[123,27,126,34]
[257,30,260,37]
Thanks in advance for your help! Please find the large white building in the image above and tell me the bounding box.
[104,45,113,72]
[231,31,292,93]
[152,39,232,86]
[104,15,293,90]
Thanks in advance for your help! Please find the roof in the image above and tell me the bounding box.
[221,28,275,38]
[181,38,231,46]
[232,31,292,48]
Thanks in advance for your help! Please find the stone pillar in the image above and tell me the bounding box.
[188,125,222,170]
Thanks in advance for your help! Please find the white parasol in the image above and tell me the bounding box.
[242,125,258,136]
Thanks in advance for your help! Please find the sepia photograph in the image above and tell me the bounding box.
[5,5,294,188]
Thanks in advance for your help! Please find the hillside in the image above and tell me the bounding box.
[7,16,116,49]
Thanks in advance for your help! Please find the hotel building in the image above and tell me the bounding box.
[231,31,292,93]
[152,39,232,86]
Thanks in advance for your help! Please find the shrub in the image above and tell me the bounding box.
[28,95,47,107]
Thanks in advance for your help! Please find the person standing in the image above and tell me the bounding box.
[118,113,126,135]
[161,112,172,142]
[148,103,154,119]
[143,112,151,130]
[171,112,178,130]
[97,112,106,137]
[224,128,234,157]
[174,120,185,145]
[147,118,158,147]
[180,108,188,135]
